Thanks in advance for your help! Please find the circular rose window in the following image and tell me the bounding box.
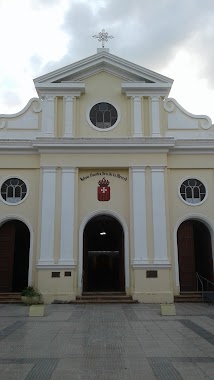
[180,178,206,205]
[89,102,118,129]
[1,178,27,204]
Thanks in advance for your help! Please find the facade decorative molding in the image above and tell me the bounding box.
[164,98,213,130]
[64,95,74,137]
[131,166,148,265]
[133,95,143,137]
[122,83,172,97]
[59,167,76,266]
[151,96,161,137]
[34,51,173,85]
[0,98,42,129]
[36,263,76,270]
[132,261,171,268]
[35,83,85,98]
[38,167,56,266]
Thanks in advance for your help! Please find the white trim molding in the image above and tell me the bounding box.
[41,96,55,137]
[86,100,121,132]
[64,96,74,137]
[151,166,170,265]
[151,96,161,137]
[38,167,56,267]
[58,167,76,267]
[133,96,143,137]
[131,167,149,266]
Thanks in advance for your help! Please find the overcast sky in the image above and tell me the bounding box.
[0,0,214,121]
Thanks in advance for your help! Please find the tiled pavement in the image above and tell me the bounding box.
[1,304,214,379]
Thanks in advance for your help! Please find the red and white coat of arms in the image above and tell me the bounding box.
[97,178,110,201]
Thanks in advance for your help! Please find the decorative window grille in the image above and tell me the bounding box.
[1,178,27,204]
[180,178,206,204]
[89,103,118,129]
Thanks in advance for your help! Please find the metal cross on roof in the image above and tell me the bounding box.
[93,29,114,48]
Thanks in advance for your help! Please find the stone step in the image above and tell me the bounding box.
[0,293,22,303]
[78,294,132,300]
[174,292,203,303]
[71,299,138,304]
[74,293,137,304]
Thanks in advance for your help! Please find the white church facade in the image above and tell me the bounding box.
[0,47,213,303]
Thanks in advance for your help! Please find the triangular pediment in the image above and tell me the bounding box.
[34,50,173,85]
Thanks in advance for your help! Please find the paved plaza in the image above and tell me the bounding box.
[1,303,214,379]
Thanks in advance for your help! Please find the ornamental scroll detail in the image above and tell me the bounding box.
[164,98,212,130]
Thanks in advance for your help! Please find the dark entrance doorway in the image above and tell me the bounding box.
[0,220,30,292]
[83,215,125,292]
[177,219,213,291]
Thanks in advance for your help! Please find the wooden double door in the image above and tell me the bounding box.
[83,215,125,292]
[0,221,30,292]
[177,220,213,291]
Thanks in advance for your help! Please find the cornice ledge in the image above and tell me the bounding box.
[122,82,172,97]
[33,137,175,147]
[36,264,76,270]
[173,139,214,150]
[35,83,85,97]
[0,140,34,149]
[132,262,171,269]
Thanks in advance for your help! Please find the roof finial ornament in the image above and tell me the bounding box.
[93,28,114,48]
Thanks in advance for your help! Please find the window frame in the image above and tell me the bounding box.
[87,101,120,132]
[0,176,29,206]
[178,177,207,206]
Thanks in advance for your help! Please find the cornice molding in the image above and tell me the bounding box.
[122,83,172,97]
[34,83,85,98]
[34,51,174,85]
[0,137,214,155]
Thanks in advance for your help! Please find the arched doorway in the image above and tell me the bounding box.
[177,219,213,291]
[83,215,125,292]
[0,220,30,292]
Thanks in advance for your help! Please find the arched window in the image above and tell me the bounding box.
[180,178,206,204]
[1,178,27,204]
[89,103,118,129]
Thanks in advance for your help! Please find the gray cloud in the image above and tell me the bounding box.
[0,0,213,118]
[38,0,214,87]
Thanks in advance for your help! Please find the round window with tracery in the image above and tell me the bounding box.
[89,102,118,129]
[1,178,27,204]
[180,178,206,205]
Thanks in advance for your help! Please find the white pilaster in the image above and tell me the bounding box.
[58,168,76,267]
[41,96,55,137]
[64,96,74,137]
[151,96,161,137]
[38,167,56,266]
[133,96,143,137]
[131,167,148,266]
[151,167,169,265]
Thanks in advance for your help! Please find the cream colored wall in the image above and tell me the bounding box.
[0,167,40,284]
[38,270,75,303]
[40,152,167,168]
[75,72,131,137]
[133,268,173,303]
[167,162,214,293]
[78,169,129,224]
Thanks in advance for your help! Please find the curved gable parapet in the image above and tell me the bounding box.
[0,98,42,130]
[164,98,213,130]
